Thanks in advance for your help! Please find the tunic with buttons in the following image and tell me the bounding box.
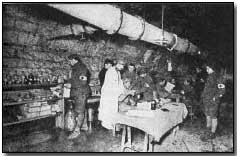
[70,61,91,113]
[201,72,225,117]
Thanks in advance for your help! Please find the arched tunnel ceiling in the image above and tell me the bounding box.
[21,3,233,70]
[115,3,233,70]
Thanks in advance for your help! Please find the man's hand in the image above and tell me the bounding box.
[79,76,87,81]
[129,90,136,96]
[181,90,185,95]
[145,83,150,88]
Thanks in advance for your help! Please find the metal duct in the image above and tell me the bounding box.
[48,4,200,54]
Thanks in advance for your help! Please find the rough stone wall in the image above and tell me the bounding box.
[3,5,69,83]
[4,5,192,91]
[3,4,152,92]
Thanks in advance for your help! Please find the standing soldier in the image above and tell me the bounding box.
[122,63,137,87]
[98,58,113,87]
[67,54,91,139]
[98,59,126,130]
[200,64,226,141]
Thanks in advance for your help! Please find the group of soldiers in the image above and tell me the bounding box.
[66,53,227,141]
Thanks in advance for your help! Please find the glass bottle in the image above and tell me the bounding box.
[28,73,34,85]
[24,73,29,85]
[21,71,26,85]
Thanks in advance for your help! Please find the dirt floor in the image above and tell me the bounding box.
[3,115,233,152]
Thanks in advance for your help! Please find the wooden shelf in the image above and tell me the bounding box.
[3,114,56,127]
[3,98,63,106]
[3,83,60,91]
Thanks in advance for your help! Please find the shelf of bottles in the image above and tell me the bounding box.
[2,71,65,91]
[3,83,61,91]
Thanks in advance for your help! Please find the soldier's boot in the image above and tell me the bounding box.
[68,126,80,140]
[200,131,215,142]
[81,111,89,131]
[68,113,85,139]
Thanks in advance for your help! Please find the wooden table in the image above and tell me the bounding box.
[114,102,188,152]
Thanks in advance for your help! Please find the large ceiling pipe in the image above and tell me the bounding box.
[48,4,200,54]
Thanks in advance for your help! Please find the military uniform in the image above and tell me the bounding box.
[98,67,107,87]
[134,75,155,101]
[122,71,137,88]
[156,83,170,98]
[201,72,225,118]
[194,70,207,101]
[70,61,91,114]
[182,84,195,106]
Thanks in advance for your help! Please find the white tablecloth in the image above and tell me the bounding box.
[114,102,188,141]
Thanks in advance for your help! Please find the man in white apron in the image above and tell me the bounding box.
[98,59,126,130]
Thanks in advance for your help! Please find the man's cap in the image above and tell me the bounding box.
[68,54,81,61]
[104,58,114,65]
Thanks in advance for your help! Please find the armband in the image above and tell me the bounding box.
[79,76,87,81]
[218,84,225,89]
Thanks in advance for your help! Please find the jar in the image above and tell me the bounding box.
[151,100,157,110]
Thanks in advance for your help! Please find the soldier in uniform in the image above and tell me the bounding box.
[200,64,226,141]
[98,58,113,87]
[156,78,171,98]
[181,78,195,106]
[194,66,208,102]
[134,68,157,101]
[122,63,137,87]
[67,54,91,139]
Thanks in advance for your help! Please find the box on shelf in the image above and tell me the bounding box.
[41,101,48,105]
[24,112,39,119]
[27,101,42,107]
[40,105,51,111]
[27,107,41,113]
[39,110,52,116]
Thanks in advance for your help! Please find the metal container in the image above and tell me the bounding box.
[64,101,76,132]
[151,100,156,110]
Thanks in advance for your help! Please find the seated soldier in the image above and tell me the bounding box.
[122,63,137,86]
[156,78,171,98]
[133,68,157,101]
[118,78,136,112]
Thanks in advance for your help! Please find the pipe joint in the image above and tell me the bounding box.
[136,16,146,40]
[107,9,124,34]
[167,34,178,52]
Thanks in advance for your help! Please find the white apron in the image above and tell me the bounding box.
[98,67,124,129]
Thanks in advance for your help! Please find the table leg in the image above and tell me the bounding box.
[172,126,179,142]
[127,126,132,148]
[81,110,89,131]
[88,108,94,133]
[121,125,126,152]
[148,135,154,152]
[143,133,149,152]
[113,124,116,137]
